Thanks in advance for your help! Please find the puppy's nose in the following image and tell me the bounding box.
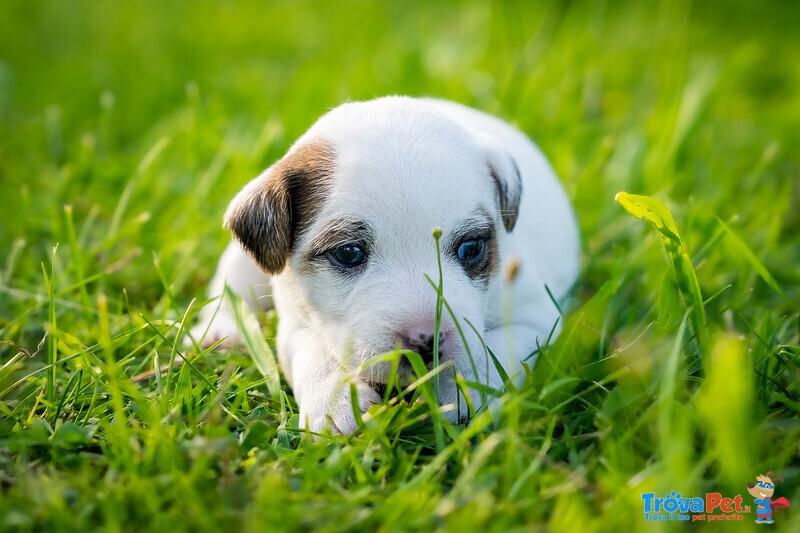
[400,327,448,363]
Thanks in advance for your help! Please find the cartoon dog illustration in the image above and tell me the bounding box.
[747,471,791,524]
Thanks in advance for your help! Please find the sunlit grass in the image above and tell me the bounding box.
[1,0,799,530]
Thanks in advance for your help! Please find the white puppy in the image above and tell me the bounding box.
[192,97,579,434]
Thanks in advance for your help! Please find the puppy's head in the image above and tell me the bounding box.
[225,98,522,382]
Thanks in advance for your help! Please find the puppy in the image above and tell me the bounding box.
[191,97,579,434]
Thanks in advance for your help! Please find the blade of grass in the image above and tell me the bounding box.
[43,245,59,405]
[53,367,82,423]
[108,137,170,238]
[615,191,708,352]
[431,227,444,406]
[715,216,792,305]
[224,286,281,400]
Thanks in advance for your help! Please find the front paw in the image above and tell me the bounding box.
[300,381,381,436]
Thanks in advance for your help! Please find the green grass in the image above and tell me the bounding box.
[1,0,799,530]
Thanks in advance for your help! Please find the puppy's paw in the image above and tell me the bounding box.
[185,312,243,349]
[300,381,381,436]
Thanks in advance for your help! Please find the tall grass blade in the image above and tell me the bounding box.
[224,286,281,400]
[715,216,791,305]
[615,192,709,351]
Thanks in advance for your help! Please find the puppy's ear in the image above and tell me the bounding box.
[224,141,335,274]
[481,139,522,232]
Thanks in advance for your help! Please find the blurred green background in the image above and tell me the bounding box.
[0,0,798,530]
[1,0,798,298]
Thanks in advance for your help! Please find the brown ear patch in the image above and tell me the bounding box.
[224,140,336,274]
[488,159,522,232]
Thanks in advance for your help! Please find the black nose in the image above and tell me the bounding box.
[401,331,445,363]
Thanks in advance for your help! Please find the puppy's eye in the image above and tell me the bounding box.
[457,237,485,265]
[328,243,367,268]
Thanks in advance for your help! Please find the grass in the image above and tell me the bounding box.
[1,0,799,530]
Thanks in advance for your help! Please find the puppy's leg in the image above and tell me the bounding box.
[189,242,271,348]
[280,324,380,435]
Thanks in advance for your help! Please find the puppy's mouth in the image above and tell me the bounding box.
[362,351,451,387]
[366,356,451,400]
[396,353,451,376]
[356,339,459,392]
[368,381,389,398]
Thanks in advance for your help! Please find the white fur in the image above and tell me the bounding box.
[190,97,580,434]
